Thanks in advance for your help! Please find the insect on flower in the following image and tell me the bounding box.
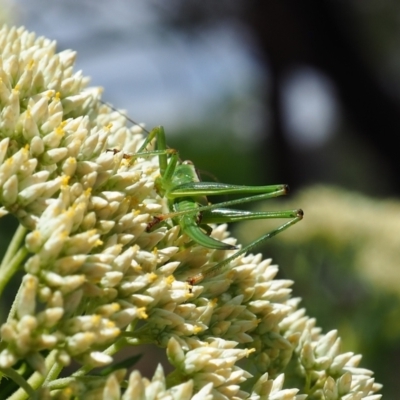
[104,104,303,285]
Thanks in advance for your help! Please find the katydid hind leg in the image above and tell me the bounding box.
[200,208,302,224]
[162,185,290,221]
[188,209,303,285]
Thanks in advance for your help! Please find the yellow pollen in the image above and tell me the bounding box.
[58,231,68,240]
[25,276,36,290]
[193,325,203,334]
[166,275,175,285]
[121,158,130,167]
[210,298,218,307]
[246,348,256,357]
[65,208,75,218]
[112,303,121,312]
[185,292,193,300]
[27,59,35,70]
[133,264,143,272]
[55,125,65,137]
[152,247,158,255]
[137,307,148,319]
[148,272,157,283]
[106,320,116,328]
[61,175,70,186]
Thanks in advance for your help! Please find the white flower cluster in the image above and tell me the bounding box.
[0,26,381,399]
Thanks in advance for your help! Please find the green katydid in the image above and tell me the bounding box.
[105,106,303,285]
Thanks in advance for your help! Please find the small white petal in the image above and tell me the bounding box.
[1,175,18,205]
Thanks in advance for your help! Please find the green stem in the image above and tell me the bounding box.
[0,225,28,295]
[6,351,58,400]
[0,224,27,269]
[43,361,64,385]
[0,262,29,353]
[3,247,30,324]
[46,377,76,391]
[0,367,36,400]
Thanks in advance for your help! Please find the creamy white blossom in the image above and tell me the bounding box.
[0,26,381,399]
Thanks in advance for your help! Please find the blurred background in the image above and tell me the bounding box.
[1,0,399,396]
